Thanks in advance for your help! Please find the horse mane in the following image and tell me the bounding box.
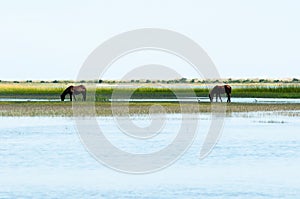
[61,86,73,96]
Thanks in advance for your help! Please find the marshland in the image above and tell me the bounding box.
[0,80,299,116]
[1,80,300,100]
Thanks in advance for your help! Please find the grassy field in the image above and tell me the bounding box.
[0,82,300,100]
[0,82,299,116]
[0,101,300,116]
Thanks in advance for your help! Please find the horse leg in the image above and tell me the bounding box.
[82,93,86,101]
[219,93,222,102]
[73,94,77,101]
[70,93,72,101]
[227,93,231,103]
[216,93,219,102]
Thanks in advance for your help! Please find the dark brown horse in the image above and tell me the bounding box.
[61,85,86,101]
[209,85,231,103]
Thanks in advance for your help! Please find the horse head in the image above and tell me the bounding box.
[60,94,65,101]
[208,94,212,102]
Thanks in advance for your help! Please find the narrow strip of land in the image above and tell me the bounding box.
[1,102,299,116]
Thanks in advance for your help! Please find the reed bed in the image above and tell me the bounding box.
[0,83,299,100]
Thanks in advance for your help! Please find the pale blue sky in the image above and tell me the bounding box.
[0,0,299,80]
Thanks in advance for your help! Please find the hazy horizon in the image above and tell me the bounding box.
[1,77,299,82]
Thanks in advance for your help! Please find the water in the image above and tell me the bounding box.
[1,112,300,198]
[112,97,300,103]
[1,97,300,103]
[0,98,60,102]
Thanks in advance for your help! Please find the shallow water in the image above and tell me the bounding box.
[112,97,300,103]
[0,98,60,102]
[1,112,300,198]
[1,97,300,104]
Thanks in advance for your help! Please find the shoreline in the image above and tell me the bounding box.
[1,101,300,117]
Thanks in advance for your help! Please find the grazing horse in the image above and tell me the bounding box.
[60,85,86,101]
[209,85,231,103]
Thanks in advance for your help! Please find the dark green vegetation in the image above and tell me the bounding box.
[232,85,300,98]
[95,88,206,100]
[93,85,300,99]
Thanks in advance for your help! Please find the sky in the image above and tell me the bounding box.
[0,0,299,80]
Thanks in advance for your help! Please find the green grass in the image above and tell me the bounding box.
[1,82,299,116]
[0,83,300,100]
[232,85,300,98]
[95,88,208,100]
[0,83,64,99]
[95,85,300,99]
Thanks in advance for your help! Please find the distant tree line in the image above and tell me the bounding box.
[0,78,299,84]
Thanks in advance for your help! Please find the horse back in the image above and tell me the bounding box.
[73,85,86,93]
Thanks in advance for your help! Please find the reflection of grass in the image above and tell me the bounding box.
[0,83,300,100]
[1,101,300,116]
[255,120,286,123]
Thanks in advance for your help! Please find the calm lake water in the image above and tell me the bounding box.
[1,112,300,198]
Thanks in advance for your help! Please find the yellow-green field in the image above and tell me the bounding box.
[0,82,300,100]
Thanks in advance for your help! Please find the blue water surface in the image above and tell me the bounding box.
[0,112,300,198]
